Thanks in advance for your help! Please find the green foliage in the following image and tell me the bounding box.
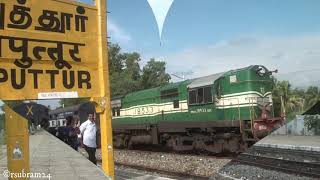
[272,80,304,117]
[141,59,171,89]
[305,86,320,109]
[59,43,171,106]
[108,44,124,73]
[108,44,142,97]
[304,115,320,135]
[272,79,320,120]
[108,43,171,97]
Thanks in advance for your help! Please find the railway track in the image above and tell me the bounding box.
[248,146,320,162]
[234,153,320,178]
[115,148,234,159]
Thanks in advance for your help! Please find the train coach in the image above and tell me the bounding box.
[48,102,101,143]
[111,65,284,153]
[48,102,99,129]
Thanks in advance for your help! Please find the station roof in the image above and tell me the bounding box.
[49,104,82,115]
[302,101,320,115]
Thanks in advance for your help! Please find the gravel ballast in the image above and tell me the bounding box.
[80,148,231,178]
[219,162,318,180]
[114,149,231,177]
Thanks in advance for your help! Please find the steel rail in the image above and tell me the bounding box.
[249,146,320,160]
[234,153,320,178]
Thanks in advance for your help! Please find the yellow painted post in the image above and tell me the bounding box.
[5,105,30,180]
[96,0,115,178]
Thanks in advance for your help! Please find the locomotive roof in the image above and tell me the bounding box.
[187,72,225,89]
[302,101,320,115]
[186,65,261,88]
[114,65,262,101]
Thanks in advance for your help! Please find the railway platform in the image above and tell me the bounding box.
[0,131,176,180]
[0,131,110,180]
[115,169,174,180]
[255,115,320,151]
[218,115,320,180]
[255,135,320,151]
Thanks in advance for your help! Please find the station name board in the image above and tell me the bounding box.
[0,0,101,100]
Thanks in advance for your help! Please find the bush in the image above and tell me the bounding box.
[304,115,320,135]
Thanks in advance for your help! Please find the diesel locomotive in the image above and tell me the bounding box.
[111,65,284,153]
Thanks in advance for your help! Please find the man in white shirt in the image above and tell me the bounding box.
[79,112,97,165]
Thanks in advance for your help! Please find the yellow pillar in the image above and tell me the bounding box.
[5,105,30,180]
[95,0,115,179]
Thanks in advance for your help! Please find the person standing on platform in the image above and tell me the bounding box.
[79,112,97,165]
[73,115,81,149]
[65,116,80,151]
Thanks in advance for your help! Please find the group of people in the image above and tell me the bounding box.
[58,115,81,151]
[57,112,98,165]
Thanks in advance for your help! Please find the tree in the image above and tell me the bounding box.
[272,80,304,119]
[305,86,320,109]
[110,71,141,97]
[59,43,172,101]
[304,115,320,135]
[108,45,142,97]
[108,43,124,73]
[141,59,171,89]
[123,52,141,81]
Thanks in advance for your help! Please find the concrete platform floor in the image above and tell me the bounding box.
[115,169,174,180]
[0,131,176,180]
[0,131,110,180]
[255,135,320,152]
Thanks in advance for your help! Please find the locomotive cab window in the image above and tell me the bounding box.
[198,88,204,103]
[189,86,213,105]
[189,90,197,104]
[204,87,213,103]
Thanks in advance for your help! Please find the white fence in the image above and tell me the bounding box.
[271,115,320,136]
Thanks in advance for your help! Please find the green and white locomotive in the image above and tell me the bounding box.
[111,65,284,153]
